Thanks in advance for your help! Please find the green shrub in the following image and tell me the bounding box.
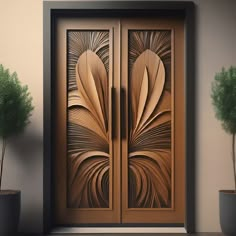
[211,66,236,191]
[0,64,34,189]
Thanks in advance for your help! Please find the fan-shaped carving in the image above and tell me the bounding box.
[129,31,171,91]
[128,48,172,208]
[67,44,110,208]
[68,31,109,91]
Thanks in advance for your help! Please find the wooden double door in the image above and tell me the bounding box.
[54,16,185,225]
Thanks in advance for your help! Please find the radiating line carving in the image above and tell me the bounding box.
[68,31,109,91]
[129,31,171,91]
[128,31,172,208]
[67,31,110,208]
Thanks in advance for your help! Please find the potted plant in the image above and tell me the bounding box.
[0,65,34,235]
[211,66,236,235]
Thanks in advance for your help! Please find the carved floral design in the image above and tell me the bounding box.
[128,49,172,208]
[67,32,110,208]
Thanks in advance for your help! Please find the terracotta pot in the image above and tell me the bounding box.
[219,190,236,235]
[0,190,21,235]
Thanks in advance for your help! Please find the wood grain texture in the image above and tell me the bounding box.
[129,31,171,91]
[68,31,109,91]
[45,2,193,230]
[67,32,110,208]
[55,18,121,224]
[128,31,172,208]
[121,18,185,223]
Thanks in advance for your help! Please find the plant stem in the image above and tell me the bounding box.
[0,138,7,190]
[232,133,236,191]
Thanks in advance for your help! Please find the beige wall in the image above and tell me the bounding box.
[0,0,43,233]
[0,0,236,233]
[196,0,236,232]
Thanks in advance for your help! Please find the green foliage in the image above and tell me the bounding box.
[211,66,236,134]
[0,64,34,138]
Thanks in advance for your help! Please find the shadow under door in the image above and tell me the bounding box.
[54,17,185,225]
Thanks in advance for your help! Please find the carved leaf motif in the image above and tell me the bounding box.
[68,31,109,90]
[129,150,171,207]
[129,31,171,91]
[69,107,108,142]
[68,50,110,208]
[76,50,108,133]
[130,49,165,138]
[68,151,109,208]
[136,66,148,129]
[129,49,171,208]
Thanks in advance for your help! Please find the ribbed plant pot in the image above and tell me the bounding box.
[219,190,236,235]
[0,190,21,235]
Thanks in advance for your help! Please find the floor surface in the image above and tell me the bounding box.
[24,234,224,236]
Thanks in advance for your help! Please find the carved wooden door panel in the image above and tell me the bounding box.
[121,18,185,224]
[54,17,185,225]
[54,18,121,224]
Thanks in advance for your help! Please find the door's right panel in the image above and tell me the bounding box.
[121,18,185,223]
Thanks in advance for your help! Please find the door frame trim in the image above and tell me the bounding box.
[43,1,195,233]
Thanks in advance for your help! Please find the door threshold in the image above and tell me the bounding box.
[51,227,186,234]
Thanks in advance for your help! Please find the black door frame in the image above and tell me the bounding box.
[43,1,195,233]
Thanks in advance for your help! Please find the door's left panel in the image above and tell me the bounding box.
[54,18,120,225]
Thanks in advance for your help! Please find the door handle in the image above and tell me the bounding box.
[121,87,126,139]
[111,87,126,140]
[111,87,116,140]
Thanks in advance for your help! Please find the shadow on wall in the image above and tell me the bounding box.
[3,124,43,233]
[9,128,43,165]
